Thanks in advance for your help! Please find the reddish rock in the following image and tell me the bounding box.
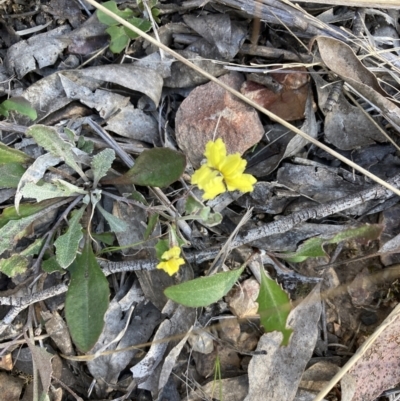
[175,72,264,167]
[241,67,310,122]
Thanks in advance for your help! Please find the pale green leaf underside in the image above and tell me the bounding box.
[96,203,128,233]
[91,148,115,187]
[20,181,85,202]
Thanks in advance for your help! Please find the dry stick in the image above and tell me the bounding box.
[85,0,400,198]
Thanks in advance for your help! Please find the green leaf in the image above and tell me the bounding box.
[155,239,169,260]
[0,142,31,165]
[20,181,86,202]
[123,148,186,187]
[257,267,293,346]
[164,266,245,307]
[96,204,128,233]
[281,224,383,263]
[96,0,134,26]
[0,199,65,255]
[185,196,203,214]
[124,17,152,39]
[65,241,110,353]
[77,136,94,154]
[54,207,85,268]
[92,232,115,246]
[26,125,87,180]
[144,213,159,240]
[0,255,29,277]
[0,97,37,120]
[42,256,64,274]
[106,25,130,53]
[0,163,26,188]
[91,149,115,188]
[21,238,45,256]
[0,199,61,229]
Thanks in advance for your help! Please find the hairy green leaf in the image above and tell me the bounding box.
[257,267,293,346]
[124,148,186,187]
[164,266,245,307]
[26,125,87,180]
[0,200,67,255]
[54,207,85,268]
[0,142,31,165]
[91,149,115,187]
[20,181,86,203]
[42,256,64,274]
[65,241,110,353]
[0,163,26,188]
[0,97,37,120]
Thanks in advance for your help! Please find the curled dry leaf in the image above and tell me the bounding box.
[241,67,310,121]
[314,36,400,128]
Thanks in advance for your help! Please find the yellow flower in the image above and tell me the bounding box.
[157,246,185,276]
[191,138,257,200]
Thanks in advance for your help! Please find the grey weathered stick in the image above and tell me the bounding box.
[233,172,400,247]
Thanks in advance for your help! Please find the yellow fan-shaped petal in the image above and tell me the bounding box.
[204,138,226,170]
[201,175,226,200]
[191,165,217,190]
[157,258,185,275]
[219,153,247,177]
[225,173,257,193]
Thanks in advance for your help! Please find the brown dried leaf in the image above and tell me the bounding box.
[314,36,400,128]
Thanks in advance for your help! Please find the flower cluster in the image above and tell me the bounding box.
[156,246,185,276]
[191,138,257,200]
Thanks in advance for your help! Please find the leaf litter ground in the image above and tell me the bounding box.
[2,1,400,400]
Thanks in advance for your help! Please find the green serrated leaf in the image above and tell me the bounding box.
[0,142,31,165]
[96,203,128,233]
[91,149,115,187]
[54,207,85,268]
[185,196,203,214]
[0,163,26,188]
[257,267,293,346]
[0,97,37,120]
[65,240,110,353]
[26,125,87,180]
[123,148,186,187]
[0,255,29,277]
[164,266,245,307]
[96,0,134,26]
[106,25,130,53]
[201,210,223,227]
[155,239,169,260]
